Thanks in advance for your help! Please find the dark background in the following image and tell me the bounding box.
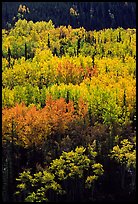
[2,2,136,30]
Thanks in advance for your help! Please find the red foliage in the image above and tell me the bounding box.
[2,97,88,148]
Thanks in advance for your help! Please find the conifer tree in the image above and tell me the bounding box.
[48,33,50,48]
[25,43,27,61]
[8,47,11,67]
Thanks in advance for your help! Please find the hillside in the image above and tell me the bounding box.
[2,18,136,202]
[2,2,136,30]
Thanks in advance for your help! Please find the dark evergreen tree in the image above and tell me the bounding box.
[77,37,81,56]
[8,47,11,67]
[92,54,95,68]
[52,47,58,56]
[25,43,27,61]
[48,33,50,48]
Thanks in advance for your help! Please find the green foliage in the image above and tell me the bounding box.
[15,145,104,201]
[15,170,63,202]
[110,137,136,170]
[50,145,103,183]
[2,18,136,202]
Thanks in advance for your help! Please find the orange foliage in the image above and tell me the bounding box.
[2,97,88,148]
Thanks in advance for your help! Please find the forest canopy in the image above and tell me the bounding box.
[2,2,136,203]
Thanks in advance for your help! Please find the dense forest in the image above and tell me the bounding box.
[2,2,136,30]
[2,2,136,203]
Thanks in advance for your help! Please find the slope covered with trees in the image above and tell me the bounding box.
[2,15,136,203]
[2,2,136,30]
